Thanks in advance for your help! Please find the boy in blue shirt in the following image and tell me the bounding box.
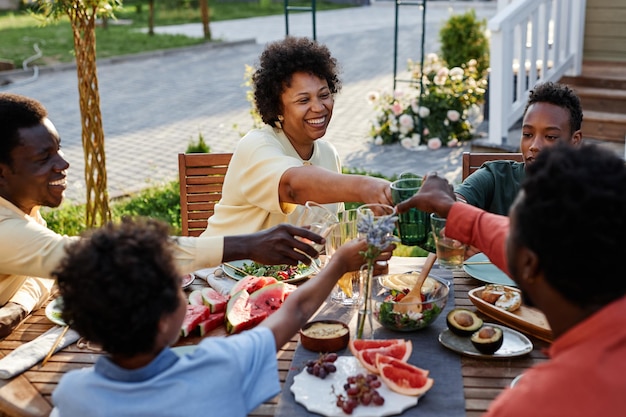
[50,217,389,417]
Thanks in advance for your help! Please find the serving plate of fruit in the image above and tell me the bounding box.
[291,339,433,416]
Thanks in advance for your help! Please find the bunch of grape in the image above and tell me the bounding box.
[305,353,338,379]
[335,373,385,414]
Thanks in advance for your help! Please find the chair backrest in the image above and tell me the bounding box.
[462,152,524,180]
[178,152,233,237]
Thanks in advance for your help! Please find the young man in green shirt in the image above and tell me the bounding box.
[455,82,583,215]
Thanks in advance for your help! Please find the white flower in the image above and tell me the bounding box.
[418,106,430,118]
[449,67,464,81]
[398,114,414,130]
[468,59,478,67]
[393,90,404,99]
[447,138,459,147]
[411,133,421,144]
[374,136,384,145]
[428,137,442,150]
[410,98,420,113]
[366,91,380,104]
[401,137,414,149]
[447,110,461,122]
[444,119,450,126]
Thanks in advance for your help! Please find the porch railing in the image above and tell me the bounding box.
[487,0,587,145]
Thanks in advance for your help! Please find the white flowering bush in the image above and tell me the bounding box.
[367,53,487,149]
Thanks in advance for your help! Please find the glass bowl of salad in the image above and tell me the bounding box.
[373,274,449,332]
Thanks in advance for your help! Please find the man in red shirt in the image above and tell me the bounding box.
[397,143,626,417]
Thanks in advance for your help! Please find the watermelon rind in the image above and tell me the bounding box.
[199,312,225,336]
[181,304,211,337]
[249,282,287,315]
[225,290,267,334]
[200,287,228,313]
[188,290,204,306]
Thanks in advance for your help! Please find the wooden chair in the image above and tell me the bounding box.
[178,152,233,237]
[462,151,524,180]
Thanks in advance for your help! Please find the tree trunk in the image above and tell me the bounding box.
[200,0,211,40]
[68,3,111,228]
[148,0,154,36]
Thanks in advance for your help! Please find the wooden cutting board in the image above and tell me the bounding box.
[468,286,553,343]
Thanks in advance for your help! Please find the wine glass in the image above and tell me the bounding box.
[295,201,339,270]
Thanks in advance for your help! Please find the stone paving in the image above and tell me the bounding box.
[1,1,498,203]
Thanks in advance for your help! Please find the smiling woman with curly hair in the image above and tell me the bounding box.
[202,37,393,237]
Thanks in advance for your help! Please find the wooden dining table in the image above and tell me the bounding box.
[0,256,549,417]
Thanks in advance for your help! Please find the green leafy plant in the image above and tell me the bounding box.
[367,53,487,148]
[439,9,489,77]
[186,132,210,153]
[42,180,181,235]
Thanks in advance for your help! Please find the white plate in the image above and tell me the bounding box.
[438,326,533,358]
[45,297,66,326]
[222,259,319,284]
[291,356,419,416]
[462,253,516,287]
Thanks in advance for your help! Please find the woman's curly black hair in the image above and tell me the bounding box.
[523,82,583,135]
[0,93,48,166]
[53,217,182,356]
[513,143,626,308]
[252,36,342,126]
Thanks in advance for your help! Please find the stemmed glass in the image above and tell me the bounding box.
[295,201,339,271]
[325,209,360,305]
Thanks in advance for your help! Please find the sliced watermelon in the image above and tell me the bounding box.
[188,290,204,306]
[249,282,288,315]
[198,312,225,336]
[225,290,268,334]
[201,287,228,313]
[181,304,211,337]
[229,275,278,296]
[376,355,434,397]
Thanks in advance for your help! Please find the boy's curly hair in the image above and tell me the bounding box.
[514,143,626,308]
[54,217,182,356]
[523,82,583,135]
[252,36,342,126]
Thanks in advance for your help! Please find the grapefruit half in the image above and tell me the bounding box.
[355,340,412,374]
[348,338,406,358]
[376,355,434,396]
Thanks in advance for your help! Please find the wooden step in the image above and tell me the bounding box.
[570,86,626,114]
[581,110,626,142]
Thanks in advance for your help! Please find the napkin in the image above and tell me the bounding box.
[193,267,236,295]
[0,326,80,379]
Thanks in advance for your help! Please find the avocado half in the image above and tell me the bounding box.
[446,308,483,337]
[470,325,504,354]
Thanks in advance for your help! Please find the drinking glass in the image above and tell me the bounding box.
[295,202,339,269]
[390,177,430,246]
[325,209,361,305]
[430,213,467,269]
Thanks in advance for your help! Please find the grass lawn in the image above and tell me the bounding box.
[0,1,353,68]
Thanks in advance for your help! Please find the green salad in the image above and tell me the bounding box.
[240,261,309,281]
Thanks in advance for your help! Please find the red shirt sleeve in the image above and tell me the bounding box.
[445,203,511,275]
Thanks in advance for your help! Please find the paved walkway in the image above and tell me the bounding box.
[1,1,498,203]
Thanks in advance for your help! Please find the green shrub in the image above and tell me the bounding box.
[439,9,489,76]
[43,181,182,236]
[186,133,210,153]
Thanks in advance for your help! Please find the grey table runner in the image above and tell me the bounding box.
[275,266,466,417]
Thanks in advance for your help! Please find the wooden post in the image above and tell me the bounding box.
[200,0,211,40]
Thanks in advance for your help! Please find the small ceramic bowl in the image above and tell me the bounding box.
[299,320,350,352]
[373,274,450,332]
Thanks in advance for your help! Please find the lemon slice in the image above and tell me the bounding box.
[337,272,354,298]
